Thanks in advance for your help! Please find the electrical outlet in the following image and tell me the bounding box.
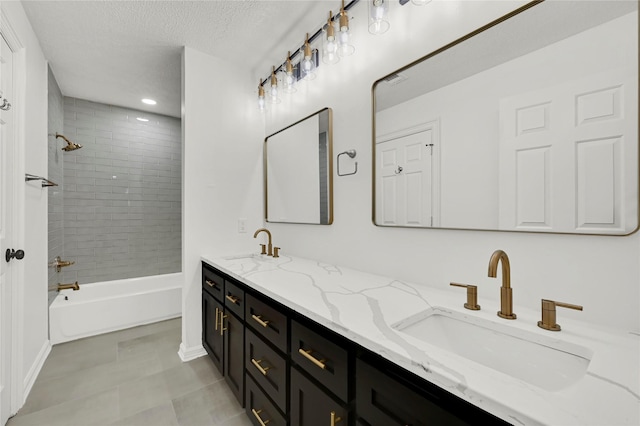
[238,218,247,233]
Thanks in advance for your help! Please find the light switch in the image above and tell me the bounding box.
[237,218,247,233]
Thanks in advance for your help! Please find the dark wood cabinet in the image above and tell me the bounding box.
[245,328,287,412]
[223,310,245,405]
[246,374,287,426]
[356,358,468,426]
[202,290,224,372]
[291,320,349,403]
[290,367,349,426]
[246,293,288,353]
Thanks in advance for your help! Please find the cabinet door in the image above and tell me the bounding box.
[356,359,468,426]
[202,290,224,373]
[223,311,245,406]
[291,367,349,426]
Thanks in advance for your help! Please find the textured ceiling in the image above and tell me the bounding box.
[22,0,337,117]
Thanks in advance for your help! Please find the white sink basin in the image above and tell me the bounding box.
[393,308,592,391]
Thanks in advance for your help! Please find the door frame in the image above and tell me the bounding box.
[376,119,441,227]
[1,8,26,417]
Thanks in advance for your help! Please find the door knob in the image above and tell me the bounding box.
[5,249,25,263]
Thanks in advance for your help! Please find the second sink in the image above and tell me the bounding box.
[393,307,592,391]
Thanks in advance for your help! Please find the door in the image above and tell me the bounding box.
[0,34,15,426]
[499,68,638,233]
[375,121,439,227]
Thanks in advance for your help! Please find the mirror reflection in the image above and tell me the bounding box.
[265,108,333,225]
[373,1,638,235]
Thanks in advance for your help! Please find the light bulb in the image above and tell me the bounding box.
[337,4,355,57]
[369,0,390,35]
[322,11,340,65]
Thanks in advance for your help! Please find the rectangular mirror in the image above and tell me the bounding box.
[265,108,333,224]
[373,1,638,235]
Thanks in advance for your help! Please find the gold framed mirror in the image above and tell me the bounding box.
[265,107,333,225]
[372,0,638,235]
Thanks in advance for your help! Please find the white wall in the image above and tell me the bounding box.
[257,1,639,332]
[180,47,263,358]
[1,0,50,410]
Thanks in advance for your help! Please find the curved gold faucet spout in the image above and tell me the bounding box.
[253,228,273,256]
[488,249,510,288]
[488,249,516,319]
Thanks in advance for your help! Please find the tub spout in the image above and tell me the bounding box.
[57,281,79,291]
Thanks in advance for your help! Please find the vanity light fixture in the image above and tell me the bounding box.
[141,98,157,105]
[368,0,390,35]
[282,51,297,93]
[301,33,317,80]
[270,66,281,104]
[323,11,340,64]
[410,0,432,5]
[257,80,266,110]
[338,0,355,57]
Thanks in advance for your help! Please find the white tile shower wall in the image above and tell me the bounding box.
[47,67,64,303]
[62,97,182,284]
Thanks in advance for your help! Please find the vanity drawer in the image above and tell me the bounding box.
[246,293,288,353]
[224,280,245,320]
[356,358,468,426]
[202,265,224,301]
[246,374,286,426]
[246,328,287,412]
[291,320,348,402]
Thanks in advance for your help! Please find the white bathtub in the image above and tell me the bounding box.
[49,273,182,344]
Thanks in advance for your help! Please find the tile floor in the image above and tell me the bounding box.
[7,318,252,426]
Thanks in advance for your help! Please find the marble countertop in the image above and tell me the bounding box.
[201,253,640,426]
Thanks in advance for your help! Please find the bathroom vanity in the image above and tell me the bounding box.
[201,254,639,426]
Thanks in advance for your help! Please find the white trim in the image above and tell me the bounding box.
[0,8,26,416]
[21,340,50,404]
[178,342,206,362]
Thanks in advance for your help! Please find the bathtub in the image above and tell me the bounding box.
[49,273,182,344]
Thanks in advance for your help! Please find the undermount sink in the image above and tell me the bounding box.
[393,308,592,391]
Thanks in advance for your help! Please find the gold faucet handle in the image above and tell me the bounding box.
[450,282,480,310]
[259,244,267,255]
[537,299,583,331]
[273,247,280,258]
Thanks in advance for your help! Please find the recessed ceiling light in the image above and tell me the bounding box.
[136,117,149,122]
[141,98,156,105]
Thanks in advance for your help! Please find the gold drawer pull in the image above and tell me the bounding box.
[252,314,270,328]
[251,408,270,426]
[219,311,228,336]
[205,279,217,288]
[251,358,271,376]
[225,294,239,304]
[298,348,326,370]
[330,411,342,426]
[214,307,219,331]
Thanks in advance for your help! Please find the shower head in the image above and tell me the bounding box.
[56,133,82,151]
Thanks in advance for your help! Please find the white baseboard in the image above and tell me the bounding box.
[22,340,51,404]
[178,342,207,362]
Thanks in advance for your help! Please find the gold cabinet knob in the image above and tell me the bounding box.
[537,299,583,331]
[450,282,480,310]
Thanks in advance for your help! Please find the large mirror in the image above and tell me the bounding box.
[265,108,333,224]
[373,0,638,235]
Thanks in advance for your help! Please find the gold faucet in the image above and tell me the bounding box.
[487,250,516,319]
[253,228,273,256]
[57,281,79,291]
[49,256,75,272]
